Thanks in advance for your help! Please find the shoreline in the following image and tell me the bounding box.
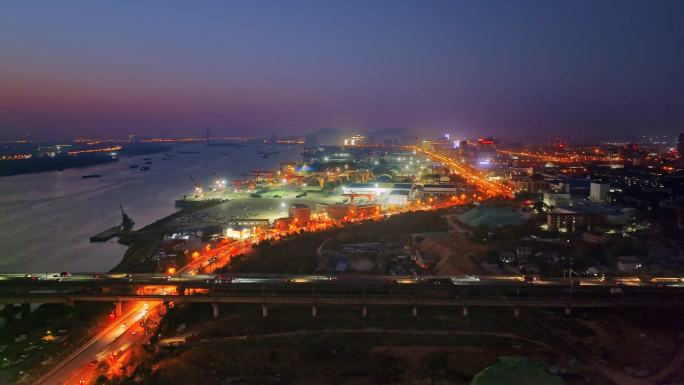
[111,199,226,273]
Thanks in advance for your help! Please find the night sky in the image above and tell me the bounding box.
[1,0,683,139]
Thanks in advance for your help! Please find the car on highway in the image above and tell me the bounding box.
[207,274,232,284]
[420,277,452,285]
[523,274,540,283]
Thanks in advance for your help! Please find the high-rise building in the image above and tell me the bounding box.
[476,137,497,168]
[589,182,610,203]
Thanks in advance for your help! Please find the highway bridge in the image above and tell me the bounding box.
[2,273,684,318]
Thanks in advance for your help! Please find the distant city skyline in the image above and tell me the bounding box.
[1,0,684,139]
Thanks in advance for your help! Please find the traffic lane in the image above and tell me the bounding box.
[66,302,159,385]
[35,302,150,385]
[63,318,148,385]
[3,276,684,293]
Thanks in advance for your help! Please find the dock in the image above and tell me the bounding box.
[89,226,121,242]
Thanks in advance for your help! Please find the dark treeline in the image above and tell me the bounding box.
[0,153,117,176]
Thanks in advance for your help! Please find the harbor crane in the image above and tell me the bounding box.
[190,176,203,198]
[119,205,135,231]
[213,173,227,191]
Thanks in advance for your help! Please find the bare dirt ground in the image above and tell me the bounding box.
[417,230,488,276]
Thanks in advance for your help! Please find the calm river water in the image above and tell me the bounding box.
[0,143,302,272]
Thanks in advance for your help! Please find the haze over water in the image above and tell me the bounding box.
[0,143,302,273]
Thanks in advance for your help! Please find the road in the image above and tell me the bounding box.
[26,237,234,384]
[2,274,684,313]
[412,146,514,198]
[2,272,682,289]
[33,301,156,385]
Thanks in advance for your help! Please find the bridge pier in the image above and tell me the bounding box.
[362,306,367,317]
[212,303,220,318]
[160,302,169,315]
[0,304,10,327]
[20,303,31,319]
[462,306,469,317]
[312,304,317,317]
[262,304,268,317]
[514,308,520,317]
[412,305,418,317]
[2,304,16,322]
[115,302,123,317]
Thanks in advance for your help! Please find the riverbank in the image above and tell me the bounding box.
[0,143,304,272]
[112,199,226,273]
[0,143,173,177]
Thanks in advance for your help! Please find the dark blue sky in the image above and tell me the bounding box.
[1,0,683,139]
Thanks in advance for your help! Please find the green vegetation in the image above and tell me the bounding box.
[471,356,565,385]
[0,153,116,176]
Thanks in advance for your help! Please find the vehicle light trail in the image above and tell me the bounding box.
[412,146,514,199]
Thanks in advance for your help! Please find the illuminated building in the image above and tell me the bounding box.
[543,192,571,208]
[325,203,380,221]
[225,218,270,228]
[547,208,595,232]
[224,226,252,240]
[512,174,547,194]
[420,184,462,198]
[475,137,497,169]
[342,182,393,199]
[354,204,381,218]
[387,183,416,205]
[589,182,610,203]
[289,204,311,225]
[343,135,365,146]
[388,190,410,205]
[273,217,292,231]
[326,204,354,221]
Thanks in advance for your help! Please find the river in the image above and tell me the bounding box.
[0,143,302,272]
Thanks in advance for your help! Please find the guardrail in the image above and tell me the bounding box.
[0,292,683,308]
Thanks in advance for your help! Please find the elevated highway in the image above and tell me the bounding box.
[2,273,684,313]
